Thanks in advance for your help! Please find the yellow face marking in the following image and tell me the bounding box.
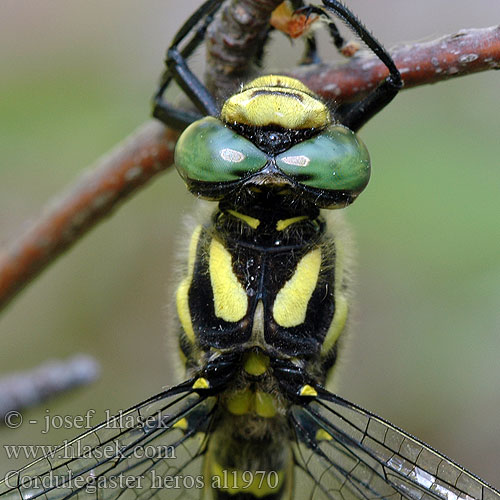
[316,429,333,442]
[227,209,260,229]
[192,377,210,390]
[173,418,188,430]
[243,351,270,376]
[226,389,253,416]
[221,75,330,129]
[276,215,308,231]
[209,238,248,322]
[176,225,202,344]
[245,75,313,94]
[210,462,284,498]
[273,248,322,327]
[299,384,318,397]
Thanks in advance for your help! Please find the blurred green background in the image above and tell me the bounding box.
[1,0,499,489]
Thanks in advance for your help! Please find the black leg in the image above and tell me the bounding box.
[301,35,322,65]
[300,13,346,65]
[324,14,346,51]
[335,79,400,132]
[321,0,403,131]
[152,0,223,130]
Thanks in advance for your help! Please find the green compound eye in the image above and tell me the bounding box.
[175,117,268,184]
[275,125,371,195]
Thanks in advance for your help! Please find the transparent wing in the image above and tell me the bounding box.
[0,382,215,500]
[290,389,500,500]
[3,383,498,500]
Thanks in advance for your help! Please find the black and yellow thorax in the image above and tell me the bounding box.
[179,203,346,363]
[172,75,369,499]
[173,76,365,385]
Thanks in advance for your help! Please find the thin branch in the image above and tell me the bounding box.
[0,122,179,311]
[0,355,100,420]
[0,25,499,313]
[290,25,500,101]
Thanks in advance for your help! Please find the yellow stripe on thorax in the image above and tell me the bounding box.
[176,225,202,343]
[209,238,248,322]
[321,238,349,356]
[320,295,348,356]
[272,248,322,327]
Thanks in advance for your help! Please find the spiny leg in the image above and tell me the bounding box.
[153,0,401,132]
[320,0,403,131]
[153,0,223,130]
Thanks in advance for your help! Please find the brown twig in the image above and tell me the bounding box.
[0,355,100,420]
[0,23,499,314]
[0,122,179,312]
[291,25,500,101]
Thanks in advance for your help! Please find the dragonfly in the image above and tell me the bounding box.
[0,1,499,499]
